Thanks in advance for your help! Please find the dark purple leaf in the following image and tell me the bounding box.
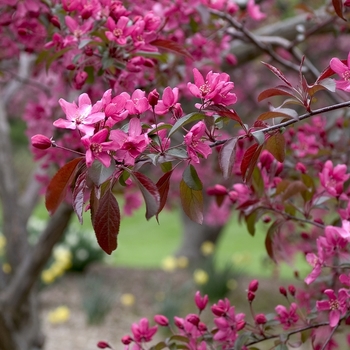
[150,39,193,60]
[93,189,120,254]
[156,170,173,218]
[131,172,160,220]
[219,137,238,179]
[73,171,87,224]
[261,62,293,87]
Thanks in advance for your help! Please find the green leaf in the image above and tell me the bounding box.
[150,342,167,350]
[93,189,120,254]
[168,112,205,137]
[265,133,285,163]
[219,137,238,179]
[131,172,160,220]
[150,39,194,60]
[88,160,116,186]
[234,332,250,350]
[180,179,203,224]
[45,157,85,215]
[183,165,203,191]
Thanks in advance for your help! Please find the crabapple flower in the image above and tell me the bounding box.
[184,121,212,163]
[81,128,116,167]
[131,318,158,343]
[247,0,266,21]
[105,16,133,45]
[275,303,299,329]
[330,52,350,92]
[187,68,237,107]
[316,289,349,327]
[123,89,150,115]
[54,93,105,136]
[319,160,350,197]
[154,87,180,114]
[305,240,325,285]
[111,118,150,166]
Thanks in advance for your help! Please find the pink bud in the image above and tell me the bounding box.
[288,285,296,297]
[154,314,169,326]
[207,184,227,196]
[255,313,267,325]
[263,216,271,223]
[295,162,306,174]
[211,305,225,317]
[174,316,184,329]
[198,322,207,332]
[121,335,132,345]
[186,314,200,327]
[279,286,287,297]
[247,291,255,302]
[195,291,208,311]
[73,71,88,90]
[97,341,111,349]
[31,135,52,149]
[148,89,159,107]
[248,279,259,292]
[50,15,61,29]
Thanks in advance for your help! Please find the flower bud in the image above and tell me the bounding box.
[288,285,296,297]
[73,71,88,90]
[174,316,184,329]
[97,341,111,349]
[255,313,267,325]
[263,216,271,223]
[148,89,159,107]
[211,305,225,317]
[295,162,306,174]
[198,322,207,332]
[247,291,255,302]
[121,335,132,345]
[31,135,52,149]
[50,15,61,29]
[207,184,227,196]
[154,314,169,326]
[279,286,287,297]
[186,314,200,327]
[248,280,259,293]
[195,291,209,311]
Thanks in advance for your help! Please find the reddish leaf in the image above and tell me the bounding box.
[281,181,308,202]
[332,0,346,20]
[205,105,246,130]
[150,39,193,60]
[180,179,203,224]
[265,133,285,163]
[73,171,87,224]
[265,220,284,262]
[219,137,238,179]
[257,86,296,102]
[258,108,298,121]
[261,62,293,87]
[93,189,120,254]
[241,143,264,183]
[156,170,173,218]
[45,157,84,215]
[131,172,160,220]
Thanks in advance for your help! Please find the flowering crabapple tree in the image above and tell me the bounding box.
[1,0,350,349]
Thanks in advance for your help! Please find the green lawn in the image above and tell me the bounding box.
[32,200,309,279]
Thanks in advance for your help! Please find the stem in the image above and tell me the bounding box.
[320,324,338,350]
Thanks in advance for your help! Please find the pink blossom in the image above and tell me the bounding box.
[247,0,266,21]
[154,87,180,114]
[187,68,236,107]
[54,93,105,136]
[81,128,115,167]
[330,52,350,92]
[123,90,150,115]
[319,160,350,197]
[316,289,349,327]
[111,118,150,166]
[65,16,93,40]
[184,121,212,163]
[105,16,133,45]
[131,318,157,343]
[305,240,325,285]
[320,224,349,256]
[275,303,299,330]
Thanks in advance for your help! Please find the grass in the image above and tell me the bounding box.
[32,199,309,280]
